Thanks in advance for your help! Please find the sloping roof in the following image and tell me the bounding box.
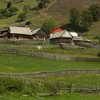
[31,28,40,35]
[50,30,72,39]
[73,36,83,41]
[50,27,63,33]
[31,28,46,35]
[9,26,32,35]
[69,32,78,37]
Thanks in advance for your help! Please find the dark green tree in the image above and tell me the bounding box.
[7,2,12,9]
[70,8,80,30]
[88,4,100,22]
[38,1,45,9]
[8,7,18,15]
[42,19,58,33]
[17,12,26,21]
[81,10,93,31]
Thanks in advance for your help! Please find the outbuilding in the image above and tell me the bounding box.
[49,30,72,44]
[32,28,46,41]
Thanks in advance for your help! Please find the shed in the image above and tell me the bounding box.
[49,30,72,44]
[32,28,46,41]
[69,32,83,44]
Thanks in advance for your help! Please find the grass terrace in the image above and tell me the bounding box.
[0,54,100,73]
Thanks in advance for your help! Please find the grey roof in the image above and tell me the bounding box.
[69,32,78,37]
[31,28,46,35]
[31,28,41,35]
[73,36,83,41]
[50,30,72,39]
[9,26,32,35]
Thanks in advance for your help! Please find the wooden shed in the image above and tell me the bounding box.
[49,30,72,44]
[69,32,90,45]
[32,28,47,41]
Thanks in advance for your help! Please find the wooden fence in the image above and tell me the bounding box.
[0,69,100,79]
[0,48,100,62]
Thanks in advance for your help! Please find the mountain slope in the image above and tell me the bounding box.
[47,0,100,35]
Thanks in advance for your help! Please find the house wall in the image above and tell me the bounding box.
[7,34,33,40]
[50,38,72,44]
[35,34,46,41]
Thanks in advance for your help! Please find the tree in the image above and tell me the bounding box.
[8,7,18,15]
[38,1,45,9]
[17,12,26,21]
[7,2,12,9]
[80,10,93,31]
[0,9,10,18]
[37,0,50,9]
[42,19,58,33]
[69,8,80,30]
[88,4,100,22]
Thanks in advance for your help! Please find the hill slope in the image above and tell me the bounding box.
[48,0,100,18]
[47,0,100,35]
[0,0,100,36]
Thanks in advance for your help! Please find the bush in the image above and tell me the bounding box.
[0,78,23,94]
[25,21,31,25]
[8,7,18,15]
[97,52,100,57]
[17,12,26,21]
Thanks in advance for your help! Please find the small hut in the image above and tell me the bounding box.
[49,30,72,44]
[32,28,46,41]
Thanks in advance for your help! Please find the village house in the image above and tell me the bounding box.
[49,30,72,44]
[8,26,33,40]
[31,28,47,41]
[48,27,63,38]
[0,26,33,40]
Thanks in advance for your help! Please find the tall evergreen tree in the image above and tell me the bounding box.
[89,4,100,22]
[70,8,80,30]
[81,10,93,31]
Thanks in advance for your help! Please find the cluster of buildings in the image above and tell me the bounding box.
[0,26,90,45]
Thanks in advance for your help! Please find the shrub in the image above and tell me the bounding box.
[7,1,12,9]
[17,12,26,21]
[8,7,18,15]
[25,21,31,25]
[97,52,100,57]
[0,77,23,94]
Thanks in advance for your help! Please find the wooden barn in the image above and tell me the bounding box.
[32,28,47,41]
[7,26,33,40]
[49,30,72,44]
[69,32,90,44]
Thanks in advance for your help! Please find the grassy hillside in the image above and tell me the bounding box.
[48,0,100,19]
[0,0,38,26]
[47,0,100,35]
[0,0,100,36]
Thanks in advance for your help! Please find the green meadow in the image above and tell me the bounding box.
[0,54,100,73]
[0,93,100,100]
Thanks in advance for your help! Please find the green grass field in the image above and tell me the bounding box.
[0,54,100,73]
[0,93,100,100]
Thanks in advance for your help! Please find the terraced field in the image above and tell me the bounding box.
[0,54,100,73]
